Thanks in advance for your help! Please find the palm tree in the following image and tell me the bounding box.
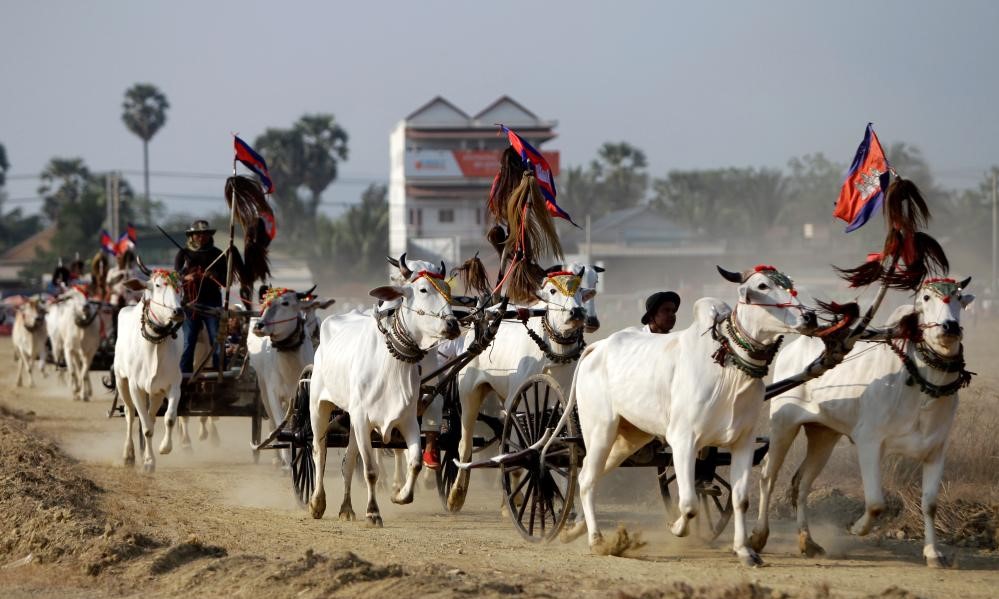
[294,114,349,217]
[121,83,169,224]
[38,157,91,221]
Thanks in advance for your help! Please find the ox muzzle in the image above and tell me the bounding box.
[444,317,461,340]
[941,319,962,337]
[568,307,587,323]
[584,315,600,333]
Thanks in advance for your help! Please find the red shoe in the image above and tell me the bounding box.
[423,445,441,470]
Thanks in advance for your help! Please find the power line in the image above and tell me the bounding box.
[5,169,388,185]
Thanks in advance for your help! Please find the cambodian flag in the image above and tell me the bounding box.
[834,123,891,232]
[99,230,115,255]
[500,125,577,226]
[115,232,134,256]
[126,222,137,243]
[234,135,274,194]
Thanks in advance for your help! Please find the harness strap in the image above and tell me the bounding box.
[270,317,306,352]
[889,341,974,398]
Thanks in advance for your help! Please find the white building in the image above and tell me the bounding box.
[388,96,558,266]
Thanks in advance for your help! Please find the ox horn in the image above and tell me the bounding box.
[593,265,605,273]
[716,266,747,284]
[136,255,152,277]
[297,284,317,299]
[385,256,400,268]
[399,252,413,279]
[958,276,972,290]
[439,260,446,276]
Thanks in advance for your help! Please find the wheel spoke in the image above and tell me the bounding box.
[510,409,531,447]
[528,480,540,536]
[510,469,532,498]
[517,474,536,524]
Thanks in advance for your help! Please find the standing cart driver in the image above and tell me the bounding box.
[175,219,248,373]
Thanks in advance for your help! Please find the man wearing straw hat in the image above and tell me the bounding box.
[174,219,247,373]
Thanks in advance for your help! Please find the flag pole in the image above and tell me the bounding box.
[219,156,238,380]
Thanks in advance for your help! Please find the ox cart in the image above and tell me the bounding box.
[261,296,776,543]
[108,304,268,460]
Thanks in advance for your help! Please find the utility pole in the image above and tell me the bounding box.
[992,171,997,294]
[105,174,113,232]
[111,172,120,241]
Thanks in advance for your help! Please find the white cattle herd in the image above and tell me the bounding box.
[9,247,977,569]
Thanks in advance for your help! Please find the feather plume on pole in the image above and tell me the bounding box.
[224,175,273,285]
[835,177,947,290]
[452,253,491,297]
[499,172,565,304]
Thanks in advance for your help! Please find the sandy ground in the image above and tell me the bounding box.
[0,337,997,599]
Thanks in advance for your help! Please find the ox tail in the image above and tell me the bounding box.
[785,465,803,513]
[101,370,117,394]
[539,344,595,456]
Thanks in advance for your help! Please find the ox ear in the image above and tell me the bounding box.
[369,286,405,302]
[580,288,596,303]
[123,278,147,292]
[717,266,744,284]
[316,298,336,310]
[593,265,605,273]
[960,293,975,309]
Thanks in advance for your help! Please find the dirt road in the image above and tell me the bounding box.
[0,338,996,598]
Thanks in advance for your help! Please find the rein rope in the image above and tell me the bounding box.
[710,310,783,379]
[74,304,100,328]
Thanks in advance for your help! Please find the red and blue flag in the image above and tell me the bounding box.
[234,135,274,194]
[126,222,137,243]
[99,230,115,255]
[115,232,134,256]
[834,123,890,232]
[499,125,577,226]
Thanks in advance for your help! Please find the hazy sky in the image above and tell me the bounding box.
[2,0,997,218]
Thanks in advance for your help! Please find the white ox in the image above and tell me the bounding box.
[110,268,186,472]
[248,286,333,465]
[13,298,48,387]
[447,265,596,512]
[57,287,103,401]
[308,258,460,526]
[561,266,816,566]
[751,276,974,568]
[44,298,65,376]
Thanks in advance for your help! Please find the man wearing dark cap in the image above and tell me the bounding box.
[174,220,247,373]
[641,291,680,334]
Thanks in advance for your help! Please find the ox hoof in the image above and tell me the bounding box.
[738,549,764,568]
[748,529,769,553]
[181,444,194,454]
[123,455,135,467]
[391,492,414,506]
[338,508,355,522]
[798,531,826,557]
[927,554,952,569]
[198,429,209,441]
[446,485,467,513]
[309,496,326,520]
[670,518,690,538]
[159,445,172,456]
[142,463,155,474]
[365,514,383,528]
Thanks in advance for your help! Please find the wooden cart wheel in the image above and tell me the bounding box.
[501,373,578,543]
[434,377,461,510]
[656,459,733,541]
[289,369,315,506]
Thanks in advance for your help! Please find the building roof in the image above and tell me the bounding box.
[403,95,556,132]
[587,205,698,245]
[0,225,56,264]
